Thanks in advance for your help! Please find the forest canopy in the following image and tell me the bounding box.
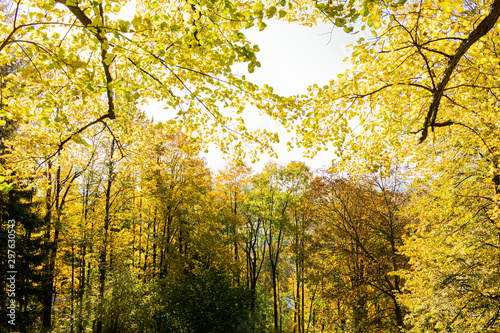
[1,0,500,332]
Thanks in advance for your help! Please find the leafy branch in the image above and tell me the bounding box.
[419,0,500,142]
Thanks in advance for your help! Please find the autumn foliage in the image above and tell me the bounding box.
[2,0,500,332]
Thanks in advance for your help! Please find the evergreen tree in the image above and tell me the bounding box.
[0,118,47,332]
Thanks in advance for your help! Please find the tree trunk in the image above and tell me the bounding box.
[96,140,115,333]
[42,162,53,329]
[152,212,157,279]
[271,262,279,331]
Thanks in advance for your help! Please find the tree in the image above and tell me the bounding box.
[293,0,500,176]
[214,161,253,285]
[400,152,500,332]
[134,125,213,279]
[306,169,410,332]
[286,1,500,330]
[244,161,309,332]
[240,181,267,327]
[0,178,46,333]
[0,0,292,168]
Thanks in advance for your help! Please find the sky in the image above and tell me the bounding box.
[144,19,358,172]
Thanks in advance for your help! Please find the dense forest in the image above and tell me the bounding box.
[1,0,500,332]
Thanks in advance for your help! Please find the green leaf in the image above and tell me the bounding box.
[335,18,346,27]
[41,116,50,125]
[119,19,130,32]
[103,53,115,66]
[266,6,277,18]
[360,6,369,16]
[131,16,142,30]
[0,182,13,193]
[71,60,88,68]
[343,26,354,33]
[71,133,90,149]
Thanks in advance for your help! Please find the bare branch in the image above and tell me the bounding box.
[419,45,453,59]
[348,82,433,100]
[411,120,454,134]
[11,0,20,27]
[46,114,112,162]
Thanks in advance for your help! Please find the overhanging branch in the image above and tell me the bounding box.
[55,0,115,120]
[419,0,500,143]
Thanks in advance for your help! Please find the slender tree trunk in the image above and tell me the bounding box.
[96,140,115,333]
[132,198,136,268]
[269,228,283,332]
[245,217,265,332]
[44,164,62,329]
[234,233,239,285]
[271,262,279,331]
[50,166,62,323]
[152,212,157,279]
[143,219,149,282]
[71,244,75,333]
[77,243,86,333]
[42,162,53,329]
[233,196,240,285]
[77,175,90,333]
[296,257,301,333]
[138,199,142,272]
[300,217,305,333]
[278,277,283,332]
[301,260,305,333]
[295,216,302,333]
[160,210,171,278]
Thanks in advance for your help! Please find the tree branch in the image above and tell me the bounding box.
[46,114,112,162]
[55,0,115,120]
[419,0,500,142]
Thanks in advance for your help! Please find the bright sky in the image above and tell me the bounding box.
[145,19,358,172]
[235,21,353,96]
